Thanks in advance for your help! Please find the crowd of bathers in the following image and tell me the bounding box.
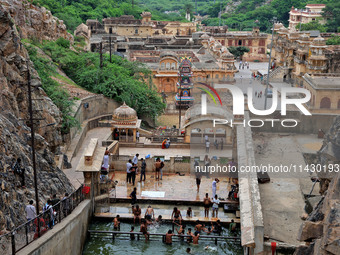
[112,204,238,248]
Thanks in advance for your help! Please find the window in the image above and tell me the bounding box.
[320,97,331,109]
[135,29,138,34]
[215,74,219,79]
[166,63,170,69]
[161,62,165,69]
[171,63,176,70]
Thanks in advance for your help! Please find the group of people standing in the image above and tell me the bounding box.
[126,155,165,186]
[205,135,224,153]
[239,61,249,69]
[25,193,71,236]
[126,154,148,186]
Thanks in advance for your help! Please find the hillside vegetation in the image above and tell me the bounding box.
[34,0,339,33]
[25,38,165,122]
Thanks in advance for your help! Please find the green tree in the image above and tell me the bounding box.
[296,20,327,33]
[228,46,250,59]
[326,35,340,45]
[322,1,340,32]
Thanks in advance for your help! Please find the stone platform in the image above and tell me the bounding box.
[94,203,240,225]
[109,172,238,205]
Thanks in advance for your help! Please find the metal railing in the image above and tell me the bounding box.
[88,230,240,245]
[0,185,85,255]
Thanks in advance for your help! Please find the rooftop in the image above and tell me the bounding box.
[303,73,340,89]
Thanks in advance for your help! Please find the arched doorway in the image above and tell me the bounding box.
[162,78,175,93]
[113,128,119,140]
[320,97,331,109]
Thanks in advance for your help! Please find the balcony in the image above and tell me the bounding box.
[306,64,327,71]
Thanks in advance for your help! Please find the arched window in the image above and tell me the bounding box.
[320,97,331,109]
[171,63,176,70]
[166,63,170,69]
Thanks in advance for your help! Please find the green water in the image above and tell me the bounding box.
[83,221,243,255]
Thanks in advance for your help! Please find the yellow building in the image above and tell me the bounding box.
[271,23,340,86]
[85,12,197,38]
[202,27,269,62]
[129,35,236,94]
[302,73,340,114]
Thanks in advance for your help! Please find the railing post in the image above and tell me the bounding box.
[25,222,29,245]
[58,203,61,223]
[11,232,15,255]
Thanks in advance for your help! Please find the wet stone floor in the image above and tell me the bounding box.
[110,172,237,202]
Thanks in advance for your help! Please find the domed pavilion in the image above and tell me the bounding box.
[111,102,141,142]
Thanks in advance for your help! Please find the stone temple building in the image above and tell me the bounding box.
[77,12,197,39]
[111,102,141,143]
[202,27,269,62]
[269,23,340,114]
[129,35,236,94]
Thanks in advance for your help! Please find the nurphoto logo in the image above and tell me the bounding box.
[199,84,311,128]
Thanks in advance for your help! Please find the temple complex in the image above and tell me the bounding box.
[131,36,236,96]
[269,23,340,114]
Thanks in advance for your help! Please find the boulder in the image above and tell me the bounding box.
[298,221,323,241]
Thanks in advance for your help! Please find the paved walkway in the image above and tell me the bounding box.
[119,147,232,159]
[64,127,111,188]
[253,133,321,245]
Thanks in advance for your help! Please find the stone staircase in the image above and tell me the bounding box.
[262,66,283,83]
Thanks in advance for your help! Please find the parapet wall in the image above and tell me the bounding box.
[18,200,92,255]
[237,112,264,254]
[70,95,120,141]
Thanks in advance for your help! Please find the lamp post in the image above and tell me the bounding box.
[264,17,277,110]
[26,61,40,237]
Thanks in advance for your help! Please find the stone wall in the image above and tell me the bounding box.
[63,95,120,158]
[0,5,73,232]
[0,0,73,42]
[294,116,340,255]
[17,200,92,255]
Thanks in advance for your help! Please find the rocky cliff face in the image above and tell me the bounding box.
[0,4,73,232]
[295,116,340,255]
[0,0,73,42]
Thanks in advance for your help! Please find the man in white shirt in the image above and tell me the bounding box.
[212,178,219,198]
[136,131,140,142]
[132,154,139,165]
[132,154,139,174]
[212,195,220,218]
[126,159,132,184]
[25,200,36,223]
[206,140,210,153]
